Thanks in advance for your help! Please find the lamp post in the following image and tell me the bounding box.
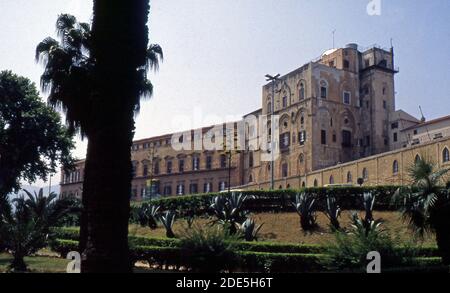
[265,74,280,190]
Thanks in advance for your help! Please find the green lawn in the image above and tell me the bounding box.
[0,253,70,273]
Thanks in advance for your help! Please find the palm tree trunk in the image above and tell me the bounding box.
[80,114,134,273]
[434,209,450,265]
[10,253,27,272]
[80,0,150,273]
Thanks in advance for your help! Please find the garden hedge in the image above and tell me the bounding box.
[133,186,413,218]
[50,226,440,257]
[50,239,444,273]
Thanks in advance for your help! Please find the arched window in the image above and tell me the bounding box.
[248,174,253,183]
[393,160,399,174]
[329,175,334,184]
[299,153,304,164]
[300,116,305,126]
[443,147,450,163]
[313,179,318,187]
[299,82,305,100]
[415,154,421,164]
[362,168,368,180]
[287,184,291,189]
[267,102,272,113]
[301,181,306,188]
[347,171,353,183]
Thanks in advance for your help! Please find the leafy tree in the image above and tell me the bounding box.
[0,70,74,199]
[0,188,75,272]
[36,3,162,272]
[394,156,450,265]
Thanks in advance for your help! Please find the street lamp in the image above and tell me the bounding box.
[265,73,280,190]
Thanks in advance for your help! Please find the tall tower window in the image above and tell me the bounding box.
[320,80,328,99]
[321,130,327,145]
[343,91,351,105]
[282,96,288,108]
[299,83,305,100]
[282,163,288,178]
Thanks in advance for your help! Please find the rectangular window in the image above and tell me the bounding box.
[220,155,227,168]
[203,183,212,193]
[206,156,212,169]
[189,183,198,194]
[154,162,159,175]
[343,91,351,105]
[163,185,172,196]
[383,100,387,109]
[280,132,290,149]
[391,122,399,129]
[299,131,306,145]
[282,96,288,108]
[192,157,200,171]
[366,135,371,147]
[321,130,327,145]
[143,165,148,177]
[332,133,337,143]
[179,160,184,173]
[167,161,172,174]
[393,132,398,142]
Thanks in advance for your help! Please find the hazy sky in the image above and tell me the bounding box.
[1,0,449,186]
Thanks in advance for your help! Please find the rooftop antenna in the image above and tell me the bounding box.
[332,29,336,48]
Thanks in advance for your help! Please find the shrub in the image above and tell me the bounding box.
[179,225,239,272]
[49,239,79,258]
[325,217,414,271]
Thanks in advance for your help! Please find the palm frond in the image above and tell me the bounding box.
[56,14,77,37]
[146,44,163,71]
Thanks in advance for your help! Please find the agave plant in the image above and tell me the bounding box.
[324,194,341,231]
[349,212,383,238]
[160,210,176,238]
[146,205,160,230]
[362,192,376,224]
[209,192,252,235]
[291,192,318,233]
[239,218,264,241]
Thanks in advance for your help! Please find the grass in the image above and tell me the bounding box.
[0,253,70,273]
[129,211,436,246]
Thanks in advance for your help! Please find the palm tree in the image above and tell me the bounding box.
[394,156,450,265]
[36,2,162,272]
[0,188,73,272]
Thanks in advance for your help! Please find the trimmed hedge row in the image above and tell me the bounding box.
[51,240,444,273]
[51,226,440,257]
[135,186,410,217]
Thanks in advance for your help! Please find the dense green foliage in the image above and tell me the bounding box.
[133,186,417,218]
[393,156,450,264]
[178,226,239,272]
[0,70,74,198]
[0,189,76,271]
